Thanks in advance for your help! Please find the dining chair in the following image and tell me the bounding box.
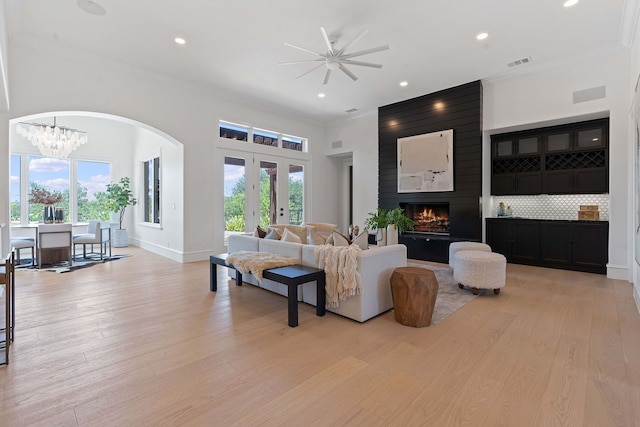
[11,237,36,266]
[73,221,111,260]
[37,224,72,269]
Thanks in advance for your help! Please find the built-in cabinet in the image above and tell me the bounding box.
[491,118,609,195]
[486,218,608,274]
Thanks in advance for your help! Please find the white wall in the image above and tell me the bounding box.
[131,126,184,258]
[1,42,331,261]
[628,2,640,309]
[483,48,631,280]
[325,111,379,233]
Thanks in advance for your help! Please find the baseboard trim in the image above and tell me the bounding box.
[606,264,628,281]
[129,238,183,262]
[635,284,640,315]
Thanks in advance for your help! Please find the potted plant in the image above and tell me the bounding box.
[364,208,389,246]
[106,177,137,247]
[386,208,414,245]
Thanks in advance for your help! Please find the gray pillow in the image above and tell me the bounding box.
[264,229,280,240]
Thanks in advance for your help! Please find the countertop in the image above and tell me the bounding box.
[487,217,608,223]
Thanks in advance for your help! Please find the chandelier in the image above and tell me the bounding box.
[16,117,88,158]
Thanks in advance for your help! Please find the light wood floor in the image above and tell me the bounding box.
[1,247,639,426]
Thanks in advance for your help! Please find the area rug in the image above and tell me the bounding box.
[406,261,478,324]
[17,254,129,273]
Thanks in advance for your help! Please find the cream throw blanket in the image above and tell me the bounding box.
[314,244,362,308]
[226,251,298,282]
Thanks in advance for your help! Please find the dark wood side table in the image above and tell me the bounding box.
[262,265,326,327]
[210,253,242,291]
[209,254,326,327]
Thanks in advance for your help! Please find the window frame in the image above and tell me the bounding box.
[219,120,308,153]
[143,156,161,225]
[10,152,113,225]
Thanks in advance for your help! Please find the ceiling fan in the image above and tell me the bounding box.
[280,27,389,85]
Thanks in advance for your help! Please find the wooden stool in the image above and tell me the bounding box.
[390,266,439,327]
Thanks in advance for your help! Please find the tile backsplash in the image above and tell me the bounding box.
[489,194,609,220]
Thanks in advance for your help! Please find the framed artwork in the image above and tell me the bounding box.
[397,129,454,192]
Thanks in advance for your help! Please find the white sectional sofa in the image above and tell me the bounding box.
[226,233,407,322]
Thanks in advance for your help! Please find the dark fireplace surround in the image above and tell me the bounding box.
[378,81,483,262]
[401,202,450,235]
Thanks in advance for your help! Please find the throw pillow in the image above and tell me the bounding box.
[351,231,368,250]
[308,229,327,245]
[264,228,281,240]
[281,228,302,243]
[265,224,309,244]
[331,231,351,247]
[253,225,267,238]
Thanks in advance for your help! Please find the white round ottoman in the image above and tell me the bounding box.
[448,241,491,269]
[453,250,506,295]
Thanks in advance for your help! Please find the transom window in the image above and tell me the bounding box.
[219,121,307,152]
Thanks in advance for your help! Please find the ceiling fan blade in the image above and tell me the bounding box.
[284,42,326,57]
[341,45,390,59]
[323,69,332,85]
[336,29,368,55]
[278,59,325,65]
[339,64,358,82]
[295,63,325,80]
[320,27,334,55]
[341,59,383,69]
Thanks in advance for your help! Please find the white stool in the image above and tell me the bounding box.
[454,250,506,295]
[449,241,491,269]
[11,237,36,266]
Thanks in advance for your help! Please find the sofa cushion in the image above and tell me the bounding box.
[264,228,281,240]
[351,231,369,250]
[253,225,267,238]
[267,224,310,244]
[308,229,328,245]
[331,231,351,247]
[281,228,302,243]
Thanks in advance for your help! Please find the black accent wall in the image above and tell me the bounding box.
[378,80,483,249]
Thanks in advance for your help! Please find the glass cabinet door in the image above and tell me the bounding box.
[517,136,539,155]
[495,139,513,157]
[545,132,571,152]
[576,127,604,149]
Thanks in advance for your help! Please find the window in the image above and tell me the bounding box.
[219,122,248,141]
[77,160,111,222]
[29,156,69,223]
[253,128,278,148]
[144,157,160,224]
[11,154,112,224]
[219,120,308,153]
[10,155,20,223]
[283,135,304,152]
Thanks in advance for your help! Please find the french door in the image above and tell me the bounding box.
[222,150,307,240]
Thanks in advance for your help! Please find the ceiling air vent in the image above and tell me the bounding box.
[345,108,358,113]
[507,57,532,68]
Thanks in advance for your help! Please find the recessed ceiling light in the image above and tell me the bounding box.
[400,81,408,87]
[77,0,106,16]
[318,93,325,98]
[174,37,186,45]
[564,0,579,7]
[476,32,488,41]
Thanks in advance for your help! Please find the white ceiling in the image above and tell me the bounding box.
[5,0,633,123]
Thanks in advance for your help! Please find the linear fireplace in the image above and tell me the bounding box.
[401,202,450,235]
